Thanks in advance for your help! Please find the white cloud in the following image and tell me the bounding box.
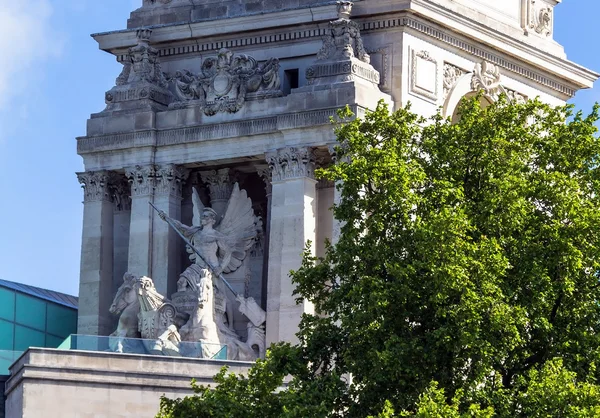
[0,0,62,110]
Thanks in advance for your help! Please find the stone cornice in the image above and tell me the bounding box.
[93,5,595,95]
[77,106,355,155]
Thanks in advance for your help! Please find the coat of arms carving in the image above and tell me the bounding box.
[170,48,282,115]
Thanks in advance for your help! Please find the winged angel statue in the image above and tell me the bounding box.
[158,183,259,276]
[156,183,265,360]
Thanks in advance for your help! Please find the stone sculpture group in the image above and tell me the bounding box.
[108,183,266,361]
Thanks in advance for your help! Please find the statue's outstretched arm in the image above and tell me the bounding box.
[157,210,196,239]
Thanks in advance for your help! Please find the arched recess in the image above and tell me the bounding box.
[443,73,496,122]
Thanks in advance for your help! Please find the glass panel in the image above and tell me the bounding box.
[45,334,65,348]
[0,319,14,351]
[14,325,45,351]
[0,350,22,375]
[15,293,46,331]
[0,288,15,321]
[59,334,227,360]
[46,303,77,338]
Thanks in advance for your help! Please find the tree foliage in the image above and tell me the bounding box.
[157,97,600,417]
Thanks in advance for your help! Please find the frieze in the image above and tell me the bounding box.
[77,107,359,155]
[169,48,282,116]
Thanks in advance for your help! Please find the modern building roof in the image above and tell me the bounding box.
[0,279,78,310]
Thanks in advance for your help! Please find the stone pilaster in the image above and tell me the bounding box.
[125,165,155,279]
[152,164,189,295]
[265,147,317,345]
[76,170,116,336]
[200,168,233,218]
[257,165,273,310]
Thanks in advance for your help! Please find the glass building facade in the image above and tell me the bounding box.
[0,279,78,375]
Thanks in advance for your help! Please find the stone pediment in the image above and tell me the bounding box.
[169,48,282,116]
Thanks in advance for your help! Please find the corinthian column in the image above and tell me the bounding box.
[152,164,189,295]
[125,165,155,279]
[265,147,317,345]
[76,170,116,336]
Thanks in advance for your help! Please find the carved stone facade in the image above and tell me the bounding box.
[2,0,593,416]
[31,1,595,416]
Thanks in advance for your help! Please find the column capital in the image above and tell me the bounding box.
[266,147,316,182]
[256,164,272,196]
[77,170,116,203]
[155,164,190,198]
[200,168,233,201]
[125,165,155,197]
[110,175,132,211]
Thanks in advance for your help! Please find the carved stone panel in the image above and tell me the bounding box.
[525,0,555,37]
[410,49,439,102]
[443,63,467,99]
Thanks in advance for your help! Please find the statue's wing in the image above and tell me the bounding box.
[218,183,259,273]
[192,187,205,227]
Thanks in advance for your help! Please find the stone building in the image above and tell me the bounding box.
[5,0,597,417]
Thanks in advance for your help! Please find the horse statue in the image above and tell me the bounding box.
[180,268,257,361]
[109,273,181,356]
[108,273,141,353]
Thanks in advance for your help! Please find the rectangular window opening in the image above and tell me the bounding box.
[283,69,300,95]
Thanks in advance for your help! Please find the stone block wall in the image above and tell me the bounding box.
[128,0,334,28]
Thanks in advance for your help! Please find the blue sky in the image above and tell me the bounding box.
[0,1,598,296]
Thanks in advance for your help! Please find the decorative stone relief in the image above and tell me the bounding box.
[169,48,281,115]
[409,49,439,102]
[266,147,316,182]
[506,88,528,104]
[305,1,380,87]
[317,1,370,63]
[105,29,172,110]
[443,63,467,99]
[471,61,505,99]
[256,165,272,196]
[77,171,114,203]
[525,0,554,37]
[155,164,190,198]
[125,165,156,197]
[460,61,527,104]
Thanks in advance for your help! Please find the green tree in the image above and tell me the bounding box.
[157,97,600,417]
